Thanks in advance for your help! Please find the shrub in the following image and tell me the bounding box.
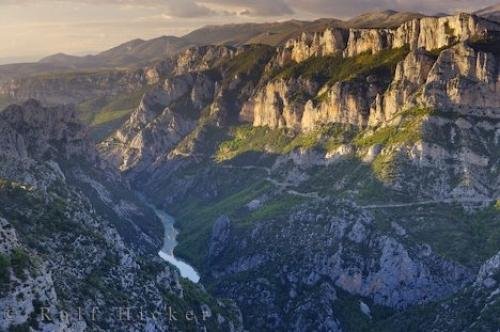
[11,249,30,280]
[0,253,10,292]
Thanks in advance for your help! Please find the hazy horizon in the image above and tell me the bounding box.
[0,0,497,65]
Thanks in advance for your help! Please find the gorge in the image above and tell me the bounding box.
[0,7,499,332]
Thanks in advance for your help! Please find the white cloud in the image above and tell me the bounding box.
[2,0,497,17]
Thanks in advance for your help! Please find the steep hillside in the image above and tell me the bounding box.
[475,4,500,22]
[0,100,242,331]
[97,12,500,331]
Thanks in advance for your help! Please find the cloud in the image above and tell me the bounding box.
[0,0,294,17]
[201,0,294,16]
[164,0,216,17]
[0,0,497,18]
[286,0,499,17]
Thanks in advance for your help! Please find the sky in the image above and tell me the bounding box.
[0,0,497,64]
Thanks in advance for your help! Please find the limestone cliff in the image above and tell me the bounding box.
[88,12,500,332]
[245,15,500,132]
[278,13,499,63]
[102,72,216,172]
[280,28,348,64]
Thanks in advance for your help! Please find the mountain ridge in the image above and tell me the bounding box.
[0,8,499,332]
[4,10,424,77]
[1,7,493,83]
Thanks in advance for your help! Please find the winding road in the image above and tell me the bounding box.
[220,164,496,208]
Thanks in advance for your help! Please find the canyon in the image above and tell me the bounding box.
[0,9,499,332]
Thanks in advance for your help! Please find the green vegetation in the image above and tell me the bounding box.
[241,194,306,226]
[0,253,10,293]
[370,153,398,181]
[273,46,410,90]
[91,108,133,126]
[216,126,292,161]
[352,107,433,181]
[11,249,30,279]
[216,123,358,161]
[173,107,230,156]
[0,94,13,111]
[333,288,394,332]
[371,202,500,268]
[0,249,31,289]
[77,87,148,140]
[224,44,275,79]
[355,107,432,148]
[174,179,272,267]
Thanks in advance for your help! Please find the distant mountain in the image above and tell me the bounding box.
[39,35,191,68]
[183,10,424,46]
[475,4,500,22]
[0,9,458,83]
[183,18,345,46]
[347,10,425,28]
[17,10,423,75]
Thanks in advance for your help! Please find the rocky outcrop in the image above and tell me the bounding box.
[101,72,216,172]
[0,217,71,331]
[302,78,380,129]
[248,40,499,132]
[368,49,435,125]
[0,70,147,106]
[275,14,500,65]
[207,201,472,331]
[243,68,390,130]
[475,250,500,288]
[280,29,348,64]
[344,28,394,57]
[0,99,91,160]
[209,215,232,259]
[419,43,499,109]
[145,45,236,84]
[0,100,243,331]
[241,78,319,129]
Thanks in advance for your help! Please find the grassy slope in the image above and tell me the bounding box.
[216,123,358,161]
[77,87,148,141]
[180,101,499,275]
[171,169,275,267]
[272,46,409,90]
[223,44,275,79]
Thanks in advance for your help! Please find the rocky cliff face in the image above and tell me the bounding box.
[278,13,498,62]
[101,44,274,175]
[205,202,473,331]
[0,70,148,106]
[246,14,500,132]
[144,45,236,84]
[92,13,500,331]
[280,28,348,64]
[0,100,242,331]
[4,10,498,332]
[101,72,216,173]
